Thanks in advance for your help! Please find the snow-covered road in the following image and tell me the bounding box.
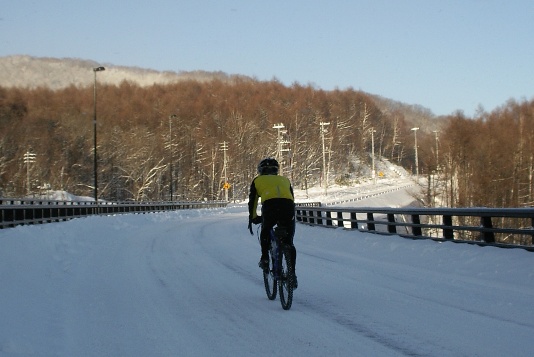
[1,185,534,356]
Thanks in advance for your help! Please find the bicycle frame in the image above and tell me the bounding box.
[261,224,294,310]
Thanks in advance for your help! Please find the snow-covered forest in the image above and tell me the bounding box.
[2,57,534,207]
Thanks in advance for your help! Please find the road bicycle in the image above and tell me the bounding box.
[260,224,296,310]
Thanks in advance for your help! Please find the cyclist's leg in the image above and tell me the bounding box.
[260,210,276,265]
[278,201,297,265]
[277,201,297,288]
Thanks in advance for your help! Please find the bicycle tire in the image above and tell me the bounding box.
[263,252,277,300]
[278,244,294,310]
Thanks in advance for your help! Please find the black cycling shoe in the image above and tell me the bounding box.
[258,257,269,271]
[293,275,298,289]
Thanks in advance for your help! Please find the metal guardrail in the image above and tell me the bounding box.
[4,198,533,251]
[295,204,534,251]
[321,184,415,206]
[0,198,228,229]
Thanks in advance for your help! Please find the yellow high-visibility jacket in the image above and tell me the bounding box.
[248,174,294,219]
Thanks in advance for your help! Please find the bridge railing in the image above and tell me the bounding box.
[0,198,228,229]
[4,198,533,251]
[295,204,534,251]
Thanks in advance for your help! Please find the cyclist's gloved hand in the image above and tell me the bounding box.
[252,216,262,224]
[248,218,253,235]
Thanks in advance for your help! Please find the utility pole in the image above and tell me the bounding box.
[23,151,36,196]
[432,130,440,168]
[272,123,286,174]
[432,130,440,207]
[220,141,229,201]
[92,66,105,203]
[320,121,330,196]
[370,127,377,184]
[169,114,177,201]
[411,127,420,177]
[280,137,291,176]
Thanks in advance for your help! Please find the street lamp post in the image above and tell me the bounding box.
[92,66,105,203]
[411,127,420,177]
[169,114,177,201]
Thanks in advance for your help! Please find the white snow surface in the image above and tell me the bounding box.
[1,179,534,356]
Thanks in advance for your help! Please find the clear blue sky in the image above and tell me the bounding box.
[2,0,533,116]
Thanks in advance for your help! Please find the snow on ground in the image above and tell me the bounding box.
[295,177,419,207]
[1,179,534,356]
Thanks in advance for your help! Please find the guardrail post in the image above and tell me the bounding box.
[325,211,333,226]
[0,208,16,228]
[443,215,454,240]
[350,212,358,229]
[411,214,422,236]
[317,210,323,225]
[367,212,375,231]
[336,211,344,228]
[26,207,35,224]
[387,213,396,234]
[43,204,51,223]
[480,216,495,243]
[302,209,308,223]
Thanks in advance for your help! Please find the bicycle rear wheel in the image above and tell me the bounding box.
[278,245,294,310]
[263,252,277,300]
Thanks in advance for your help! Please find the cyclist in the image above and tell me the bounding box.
[248,157,297,288]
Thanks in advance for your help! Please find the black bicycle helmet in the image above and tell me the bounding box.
[257,157,279,175]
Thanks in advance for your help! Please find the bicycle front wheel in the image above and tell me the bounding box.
[263,252,277,300]
[278,245,294,310]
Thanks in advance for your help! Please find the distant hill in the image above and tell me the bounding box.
[0,55,438,128]
[370,94,443,131]
[0,55,246,89]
